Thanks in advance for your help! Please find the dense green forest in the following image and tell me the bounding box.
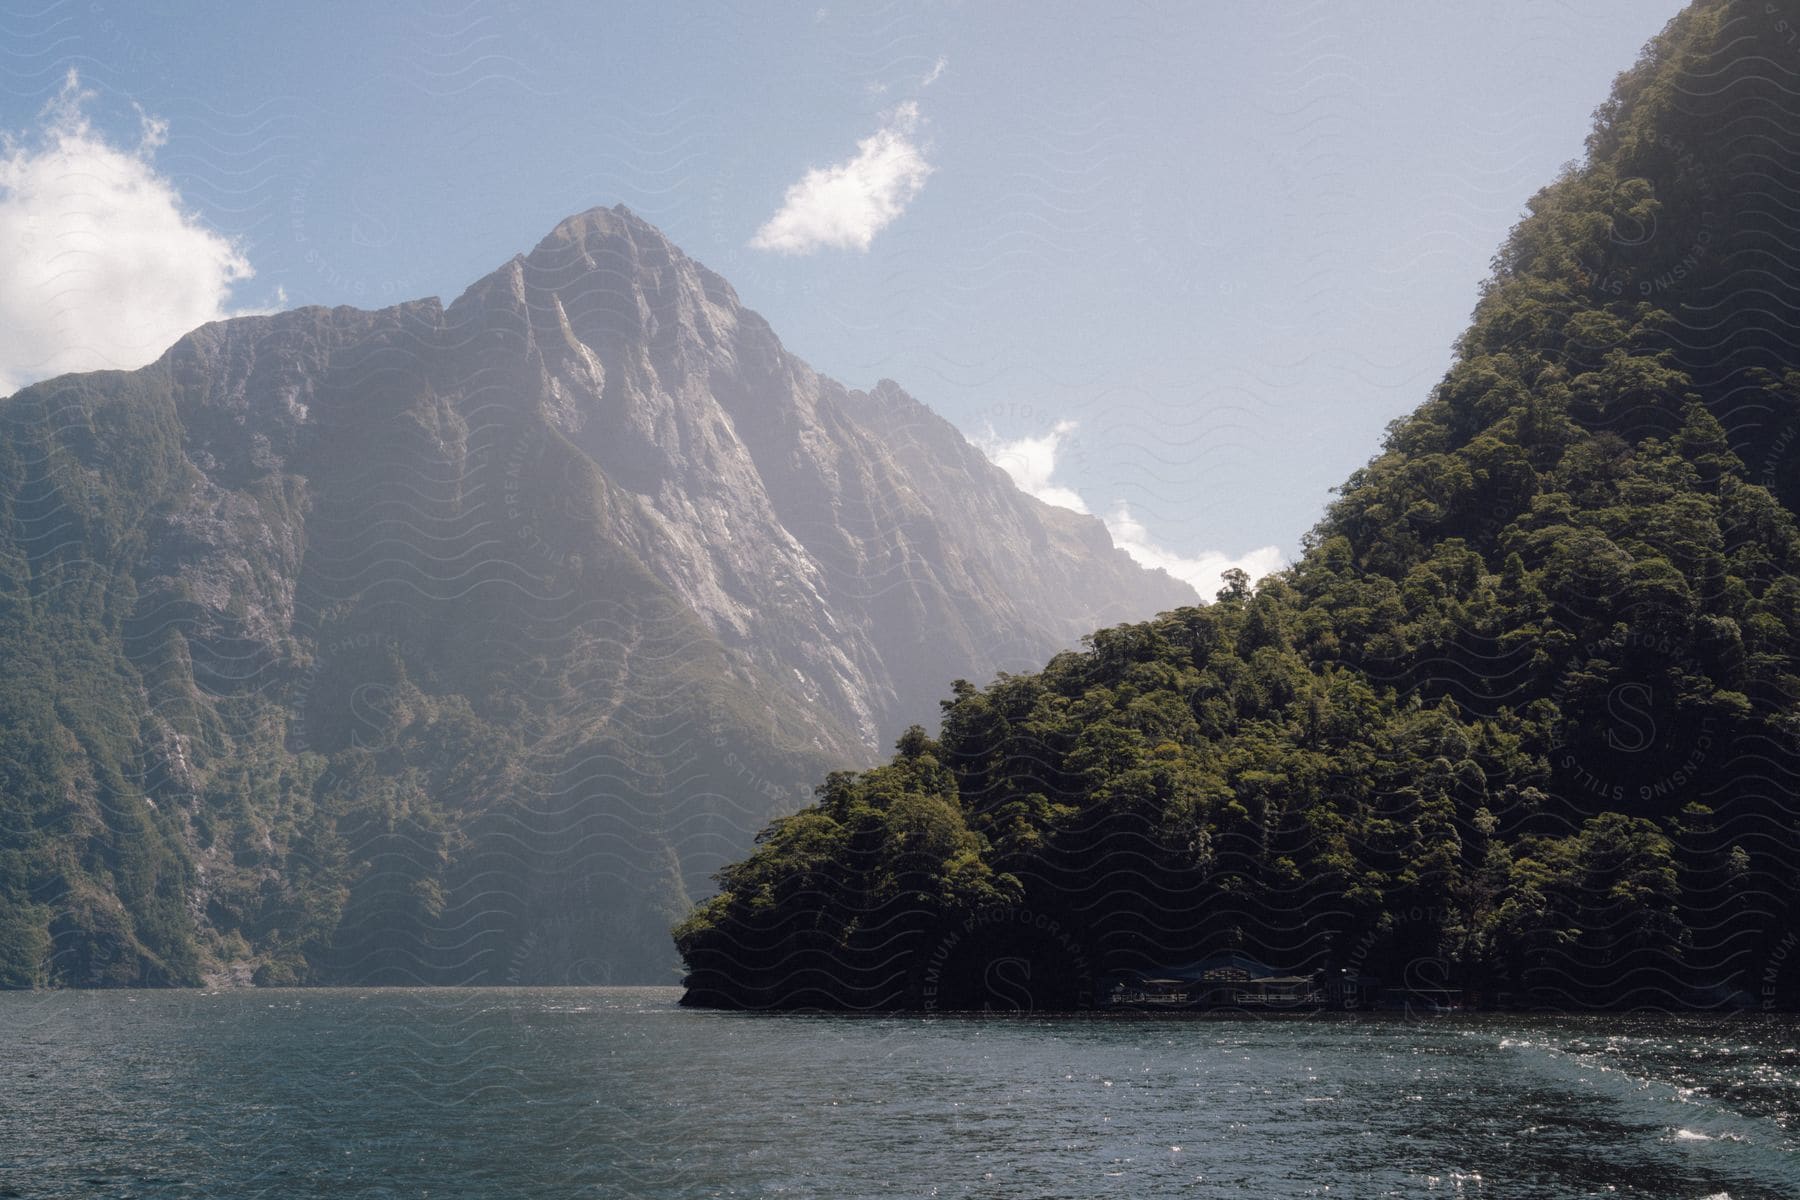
[676,0,1800,1010]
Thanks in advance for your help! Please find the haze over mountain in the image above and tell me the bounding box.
[0,206,1188,988]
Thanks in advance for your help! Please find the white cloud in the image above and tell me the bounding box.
[1102,504,1286,602]
[921,55,948,87]
[976,419,1090,514]
[0,70,260,396]
[750,101,932,255]
[978,418,1285,602]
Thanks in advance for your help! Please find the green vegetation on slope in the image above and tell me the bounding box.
[0,303,849,988]
[675,0,1800,1009]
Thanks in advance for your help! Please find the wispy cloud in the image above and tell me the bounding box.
[976,419,1090,515]
[978,419,1284,602]
[1101,504,1286,602]
[920,55,948,87]
[750,101,932,255]
[0,70,263,396]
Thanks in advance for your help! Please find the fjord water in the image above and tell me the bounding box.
[2,990,1794,1199]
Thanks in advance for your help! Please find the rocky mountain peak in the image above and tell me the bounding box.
[0,199,1192,987]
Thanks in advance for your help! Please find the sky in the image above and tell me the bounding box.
[0,0,1690,599]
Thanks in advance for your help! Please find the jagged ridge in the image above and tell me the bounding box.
[0,205,1186,987]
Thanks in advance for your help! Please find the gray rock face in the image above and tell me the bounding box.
[0,204,1190,986]
[446,205,1191,750]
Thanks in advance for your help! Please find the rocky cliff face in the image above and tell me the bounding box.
[450,207,1189,749]
[0,206,1187,987]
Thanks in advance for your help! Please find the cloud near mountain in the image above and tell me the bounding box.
[977,418,1285,600]
[0,70,262,396]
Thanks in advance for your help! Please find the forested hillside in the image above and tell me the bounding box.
[676,0,1800,1010]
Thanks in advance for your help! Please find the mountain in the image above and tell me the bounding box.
[675,0,1800,1011]
[0,206,1189,989]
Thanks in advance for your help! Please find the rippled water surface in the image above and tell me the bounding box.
[2,988,1797,1198]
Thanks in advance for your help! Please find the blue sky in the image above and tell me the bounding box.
[0,0,1688,595]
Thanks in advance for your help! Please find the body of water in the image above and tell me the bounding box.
[1,988,1796,1198]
